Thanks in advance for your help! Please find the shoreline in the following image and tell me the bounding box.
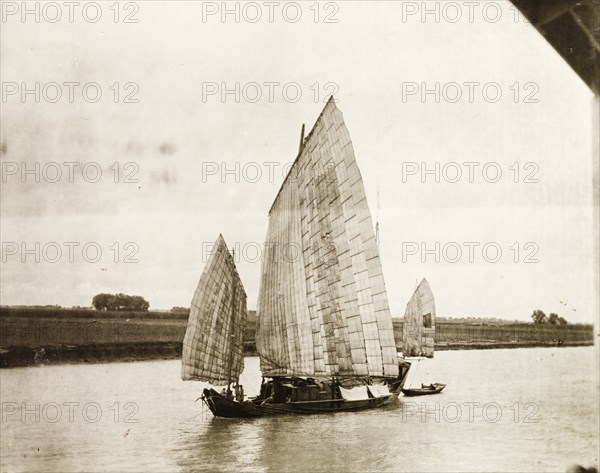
[1,309,594,369]
[0,340,594,369]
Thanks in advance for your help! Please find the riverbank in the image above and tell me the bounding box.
[0,340,259,368]
[0,307,594,368]
[1,339,594,368]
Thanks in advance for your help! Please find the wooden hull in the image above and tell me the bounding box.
[401,383,446,397]
[201,362,411,419]
[203,388,398,418]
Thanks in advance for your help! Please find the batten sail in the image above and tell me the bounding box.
[181,235,248,385]
[256,98,398,379]
[402,278,435,358]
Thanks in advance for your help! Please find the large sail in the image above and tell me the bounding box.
[181,235,247,385]
[402,278,435,358]
[256,98,398,379]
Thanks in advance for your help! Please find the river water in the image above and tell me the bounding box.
[1,346,598,472]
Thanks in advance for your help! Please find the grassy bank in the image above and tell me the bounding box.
[391,320,594,346]
[0,307,594,368]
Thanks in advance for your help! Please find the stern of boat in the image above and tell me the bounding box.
[390,359,412,394]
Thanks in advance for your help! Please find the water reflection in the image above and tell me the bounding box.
[175,416,266,473]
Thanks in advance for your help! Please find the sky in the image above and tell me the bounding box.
[1,1,597,323]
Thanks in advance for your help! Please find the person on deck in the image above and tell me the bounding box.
[235,384,244,402]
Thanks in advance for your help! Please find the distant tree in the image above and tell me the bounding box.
[531,309,547,324]
[92,293,149,312]
[130,295,150,311]
[113,293,128,311]
[558,316,568,326]
[548,313,559,325]
[105,294,119,311]
[92,293,112,311]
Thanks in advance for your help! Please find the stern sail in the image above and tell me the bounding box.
[181,235,248,385]
[402,278,435,358]
[256,98,398,379]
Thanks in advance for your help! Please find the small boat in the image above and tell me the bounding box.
[402,278,435,358]
[402,383,446,396]
[400,279,446,395]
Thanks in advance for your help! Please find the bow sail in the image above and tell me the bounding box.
[256,98,398,379]
[181,235,248,385]
[402,278,435,358]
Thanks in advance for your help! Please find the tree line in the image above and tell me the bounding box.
[531,309,567,325]
[92,293,149,312]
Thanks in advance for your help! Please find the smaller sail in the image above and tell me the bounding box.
[402,278,435,358]
[181,235,247,385]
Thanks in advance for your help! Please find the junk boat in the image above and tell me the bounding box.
[400,278,446,396]
[182,98,411,417]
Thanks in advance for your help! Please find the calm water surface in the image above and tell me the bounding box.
[1,347,598,472]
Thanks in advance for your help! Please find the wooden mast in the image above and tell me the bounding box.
[298,123,305,153]
[226,249,237,396]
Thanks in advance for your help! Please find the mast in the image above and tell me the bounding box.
[226,250,237,396]
[298,123,305,153]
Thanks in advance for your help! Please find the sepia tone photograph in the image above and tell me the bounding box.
[1,1,598,472]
